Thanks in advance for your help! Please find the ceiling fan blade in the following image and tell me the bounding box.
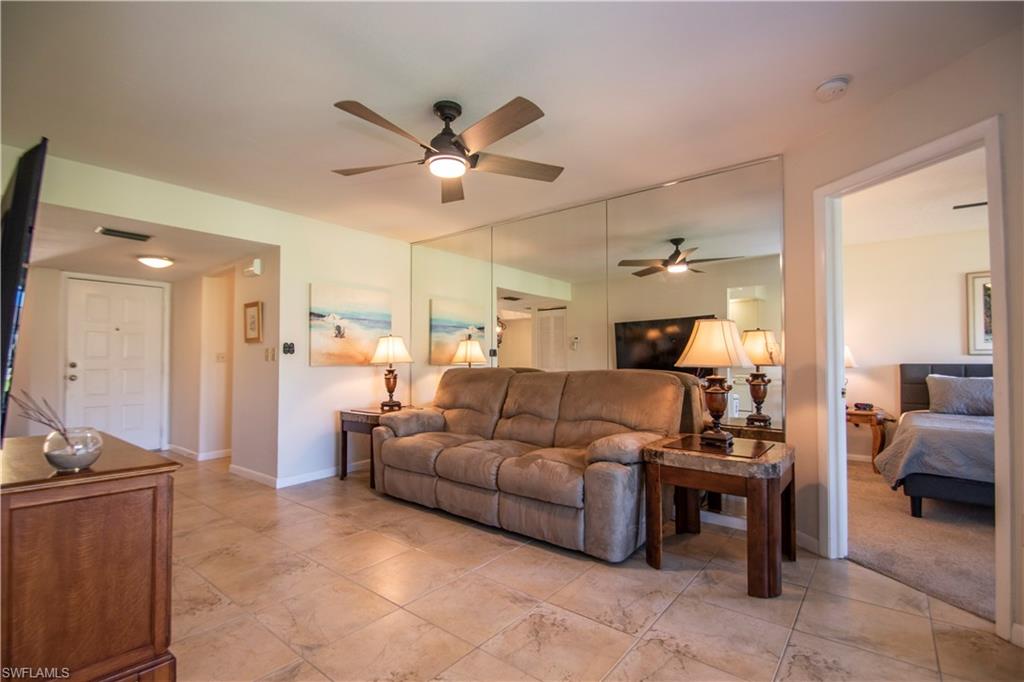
[688,268,705,274]
[332,160,422,176]
[687,256,741,264]
[441,177,465,204]
[334,100,435,150]
[473,152,563,182]
[618,259,665,267]
[671,247,698,264]
[457,97,544,153]
[632,265,666,277]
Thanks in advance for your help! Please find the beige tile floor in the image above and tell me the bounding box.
[168,455,1023,682]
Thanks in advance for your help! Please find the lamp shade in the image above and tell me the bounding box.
[740,328,781,367]
[451,338,487,365]
[843,344,859,369]
[676,319,754,369]
[370,334,412,365]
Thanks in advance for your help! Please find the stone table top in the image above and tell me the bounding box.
[340,406,421,424]
[643,434,794,479]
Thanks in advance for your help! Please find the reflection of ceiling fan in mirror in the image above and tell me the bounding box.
[617,237,739,277]
[331,97,564,204]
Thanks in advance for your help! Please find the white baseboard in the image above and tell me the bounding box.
[1012,622,1024,647]
[846,453,873,463]
[700,510,746,532]
[275,466,341,489]
[169,444,231,462]
[797,530,820,555]
[228,463,278,488]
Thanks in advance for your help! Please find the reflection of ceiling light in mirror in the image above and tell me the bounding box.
[666,262,689,273]
[137,256,174,269]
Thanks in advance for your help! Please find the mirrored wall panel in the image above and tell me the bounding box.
[492,202,607,372]
[411,156,784,428]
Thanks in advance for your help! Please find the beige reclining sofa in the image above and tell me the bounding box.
[372,368,701,562]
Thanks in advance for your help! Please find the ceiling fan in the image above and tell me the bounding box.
[617,237,739,277]
[331,97,564,204]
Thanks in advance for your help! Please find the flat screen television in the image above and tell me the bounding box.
[614,314,715,375]
[2,139,48,436]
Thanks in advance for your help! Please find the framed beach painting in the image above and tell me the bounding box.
[309,283,392,365]
[966,271,992,355]
[243,301,263,343]
[429,297,487,365]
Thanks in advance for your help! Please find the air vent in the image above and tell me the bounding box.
[500,295,522,301]
[95,226,152,242]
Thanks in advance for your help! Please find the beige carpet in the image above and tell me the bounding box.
[846,460,995,620]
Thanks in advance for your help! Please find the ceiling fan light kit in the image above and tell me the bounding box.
[332,96,564,203]
[617,237,738,277]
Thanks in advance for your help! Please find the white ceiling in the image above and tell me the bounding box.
[2,3,1018,243]
[842,147,988,245]
[30,204,272,282]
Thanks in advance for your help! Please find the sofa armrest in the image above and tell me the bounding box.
[585,431,665,466]
[378,408,445,437]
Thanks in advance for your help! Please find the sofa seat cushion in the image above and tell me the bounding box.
[381,432,481,475]
[435,439,537,490]
[496,447,587,508]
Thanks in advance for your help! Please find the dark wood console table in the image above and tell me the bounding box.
[1,434,180,681]
[643,435,795,598]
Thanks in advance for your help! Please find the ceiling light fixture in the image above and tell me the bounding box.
[137,256,174,269]
[666,262,689,274]
[428,154,468,179]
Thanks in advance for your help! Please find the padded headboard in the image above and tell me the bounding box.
[899,363,993,414]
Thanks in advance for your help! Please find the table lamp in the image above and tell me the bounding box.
[451,335,487,368]
[740,328,781,427]
[370,334,413,411]
[842,344,858,398]
[675,319,754,447]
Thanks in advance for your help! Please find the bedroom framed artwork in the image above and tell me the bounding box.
[966,270,993,355]
[814,117,1014,642]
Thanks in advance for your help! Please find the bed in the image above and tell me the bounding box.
[874,363,995,517]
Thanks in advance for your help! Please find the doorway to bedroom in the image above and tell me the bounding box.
[837,146,996,623]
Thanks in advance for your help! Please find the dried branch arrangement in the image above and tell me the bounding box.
[8,390,70,442]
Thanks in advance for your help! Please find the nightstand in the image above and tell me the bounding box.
[846,407,895,472]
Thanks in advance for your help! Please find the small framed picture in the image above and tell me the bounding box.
[244,301,263,344]
[966,271,992,355]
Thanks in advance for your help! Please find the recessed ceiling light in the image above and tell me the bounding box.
[137,256,174,269]
[815,75,851,103]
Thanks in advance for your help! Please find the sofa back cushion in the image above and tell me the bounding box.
[493,371,568,446]
[434,368,516,438]
[553,370,683,447]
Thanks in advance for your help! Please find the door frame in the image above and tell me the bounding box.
[60,272,171,450]
[813,116,1013,640]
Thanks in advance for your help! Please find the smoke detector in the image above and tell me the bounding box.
[815,75,851,103]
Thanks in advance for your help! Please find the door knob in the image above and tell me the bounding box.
[67,374,78,382]
[68,361,78,368]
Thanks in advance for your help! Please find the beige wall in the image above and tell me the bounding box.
[199,269,233,455]
[497,318,533,367]
[5,267,62,437]
[843,230,990,455]
[782,25,1022,622]
[169,275,202,453]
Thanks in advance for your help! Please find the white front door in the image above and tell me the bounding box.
[65,278,164,449]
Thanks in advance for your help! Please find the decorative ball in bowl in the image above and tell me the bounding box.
[43,427,103,472]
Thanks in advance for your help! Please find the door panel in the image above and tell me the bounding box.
[66,279,163,449]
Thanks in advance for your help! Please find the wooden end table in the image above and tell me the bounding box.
[643,435,796,598]
[846,408,894,472]
[337,406,415,487]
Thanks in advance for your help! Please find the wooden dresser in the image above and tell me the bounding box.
[1,434,180,681]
